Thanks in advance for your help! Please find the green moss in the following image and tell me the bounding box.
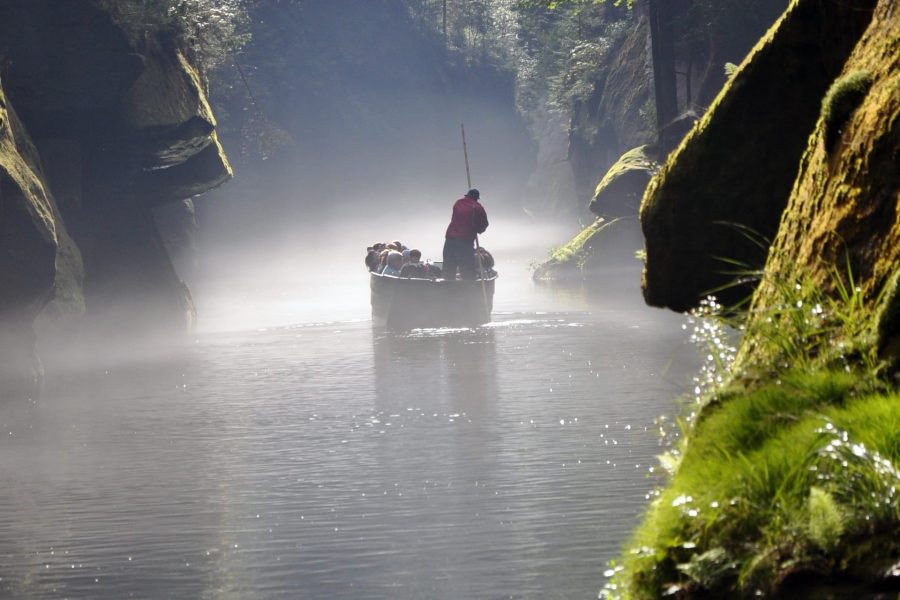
[639,0,877,312]
[589,145,659,216]
[821,70,873,150]
[531,218,622,280]
[607,375,900,599]
[807,487,845,551]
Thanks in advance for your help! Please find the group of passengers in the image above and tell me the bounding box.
[365,241,444,279]
[365,188,495,281]
[364,240,496,281]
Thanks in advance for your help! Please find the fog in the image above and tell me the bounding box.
[178,4,579,332]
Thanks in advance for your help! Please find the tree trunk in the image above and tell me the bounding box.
[648,0,678,153]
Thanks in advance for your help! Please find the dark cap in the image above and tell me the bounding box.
[466,188,480,200]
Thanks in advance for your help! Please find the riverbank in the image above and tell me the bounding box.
[605,368,899,598]
[603,276,900,598]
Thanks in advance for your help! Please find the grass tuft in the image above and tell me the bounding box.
[603,384,900,599]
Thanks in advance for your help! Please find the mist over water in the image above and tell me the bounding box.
[0,4,700,597]
[3,257,696,599]
[189,211,573,332]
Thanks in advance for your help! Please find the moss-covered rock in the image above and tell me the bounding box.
[123,49,221,169]
[608,372,900,599]
[640,0,877,312]
[532,217,642,281]
[0,1,233,354]
[613,2,900,597]
[589,145,659,217]
[743,0,899,368]
[820,70,874,151]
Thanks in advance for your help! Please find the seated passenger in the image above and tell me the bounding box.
[365,249,380,271]
[425,261,442,279]
[381,251,404,276]
[377,249,391,273]
[475,247,496,278]
[399,249,427,278]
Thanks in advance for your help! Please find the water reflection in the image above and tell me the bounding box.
[0,300,695,598]
[372,327,498,421]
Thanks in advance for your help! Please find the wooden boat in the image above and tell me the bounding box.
[370,269,497,329]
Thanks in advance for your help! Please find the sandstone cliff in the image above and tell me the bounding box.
[0,1,232,391]
[609,0,900,596]
[640,0,877,311]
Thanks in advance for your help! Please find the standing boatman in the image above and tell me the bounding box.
[443,188,488,280]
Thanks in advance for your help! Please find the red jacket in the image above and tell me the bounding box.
[445,195,488,241]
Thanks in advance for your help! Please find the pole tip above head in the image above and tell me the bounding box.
[467,188,480,200]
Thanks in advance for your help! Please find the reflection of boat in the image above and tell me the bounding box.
[370,270,497,329]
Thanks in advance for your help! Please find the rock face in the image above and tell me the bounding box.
[568,0,789,213]
[743,0,900,366]
[614,2,900,595]
[0,80,62,391]
[568,14,655,208]
[0,1,232,389]
[640,0,877,312]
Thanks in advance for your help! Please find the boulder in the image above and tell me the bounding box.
[138,133,233,208]
[640,0,877,312]
[123,49,221,169]
[531,217,642,281]
[588,145,659,217]
[743,0,900,366]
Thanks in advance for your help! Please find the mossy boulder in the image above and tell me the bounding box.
[743,0,900,368]
[588,145,659,217]
[532,217,642,281]
[124,49,224,170]
[0,1,233,348]
[640,0,877,312]
[614,2,900,596]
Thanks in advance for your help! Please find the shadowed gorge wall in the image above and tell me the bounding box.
[571,0,789,216]
[640,0,877,312]
[740,0,900,370]
[0,0,231,390]
[0,78,59,390]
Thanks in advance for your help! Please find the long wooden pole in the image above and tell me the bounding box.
[461,121,489,323]
[461,122,472,189]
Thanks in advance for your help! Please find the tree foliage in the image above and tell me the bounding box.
[400,0,632,125]
[95,0,250,72]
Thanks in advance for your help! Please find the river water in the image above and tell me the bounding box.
[0,255,696,599]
